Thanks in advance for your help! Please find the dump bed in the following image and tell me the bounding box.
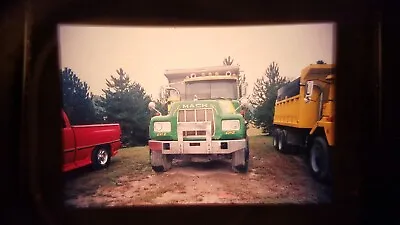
[277,77,300,101]
[273,90,321,128]
[273,64,334,129]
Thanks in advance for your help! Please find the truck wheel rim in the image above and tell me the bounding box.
[97,149,108,165]
[311,146,320,173]
[278,136,282,150]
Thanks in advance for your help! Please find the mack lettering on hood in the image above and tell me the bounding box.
[181,103,209,109]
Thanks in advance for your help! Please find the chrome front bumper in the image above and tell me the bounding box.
[149,121,247,154]
[149,139,247,154]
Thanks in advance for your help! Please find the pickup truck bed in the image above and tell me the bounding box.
[62,110,121,172]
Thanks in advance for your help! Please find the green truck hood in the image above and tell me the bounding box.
[149,100,246,141]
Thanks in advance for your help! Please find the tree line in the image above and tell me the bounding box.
[61,67,152,147]
[61,56,292,147]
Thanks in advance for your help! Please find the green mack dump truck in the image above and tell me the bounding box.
[147,65,252,173]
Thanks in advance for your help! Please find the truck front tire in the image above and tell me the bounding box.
[150,150,172,172]
[309,137,331,183]
[231,148,249,173]
[92,146,111,170]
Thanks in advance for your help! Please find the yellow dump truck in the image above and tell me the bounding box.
[272,62,335,183]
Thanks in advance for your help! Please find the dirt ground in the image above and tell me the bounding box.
[64,127,331,207]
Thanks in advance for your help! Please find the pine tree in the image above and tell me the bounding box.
[251,62,289,132]
[92,94,107,122]
[60,67,97,125]
[96,68,152,147]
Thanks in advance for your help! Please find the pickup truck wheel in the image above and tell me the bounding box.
[231,149,248,173]
[150,150,172,172]
[309,137,331,183]
[92,147,111,169]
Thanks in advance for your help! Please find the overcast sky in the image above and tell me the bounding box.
[58,23,335,99]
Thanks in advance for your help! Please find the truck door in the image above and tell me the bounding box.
[62,113,76,171]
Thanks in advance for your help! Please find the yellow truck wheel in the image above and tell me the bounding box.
[277,130,289,153]
[272,129,280,150]
[309,137,331,183]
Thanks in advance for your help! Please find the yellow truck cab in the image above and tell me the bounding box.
[272,62,335,183]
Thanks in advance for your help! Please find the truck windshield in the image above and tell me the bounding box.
[185,80,238,100]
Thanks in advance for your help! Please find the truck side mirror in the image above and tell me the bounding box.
[148,102,162,116]
[160,86,171,101]
[148,102,156,110]
[304,80,314,103]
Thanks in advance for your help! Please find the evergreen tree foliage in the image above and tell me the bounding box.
[96,68,152,147]
[61,67,97,125]
[251,62,290,133]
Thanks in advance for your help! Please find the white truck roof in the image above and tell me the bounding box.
[164,65,240,82]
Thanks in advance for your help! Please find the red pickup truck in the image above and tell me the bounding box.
[62,110,122,172]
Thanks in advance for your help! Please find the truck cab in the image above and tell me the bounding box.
[148,65,251,173]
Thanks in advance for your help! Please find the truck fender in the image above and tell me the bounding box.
[309,122,319,136]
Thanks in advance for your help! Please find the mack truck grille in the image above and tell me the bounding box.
[178,108,215,137]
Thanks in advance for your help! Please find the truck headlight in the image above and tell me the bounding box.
[221,120,240,131]
[153,122,171,132]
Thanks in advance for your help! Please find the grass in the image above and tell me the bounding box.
[249,134,274,157]
[106,146,152,180]
[66,126,269,188]
[65,126,275,200]
[246,124,265,137]
[246,125,275,157]
[64,145,153,196]
[115,146,151,168]
[65,128,331,206]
